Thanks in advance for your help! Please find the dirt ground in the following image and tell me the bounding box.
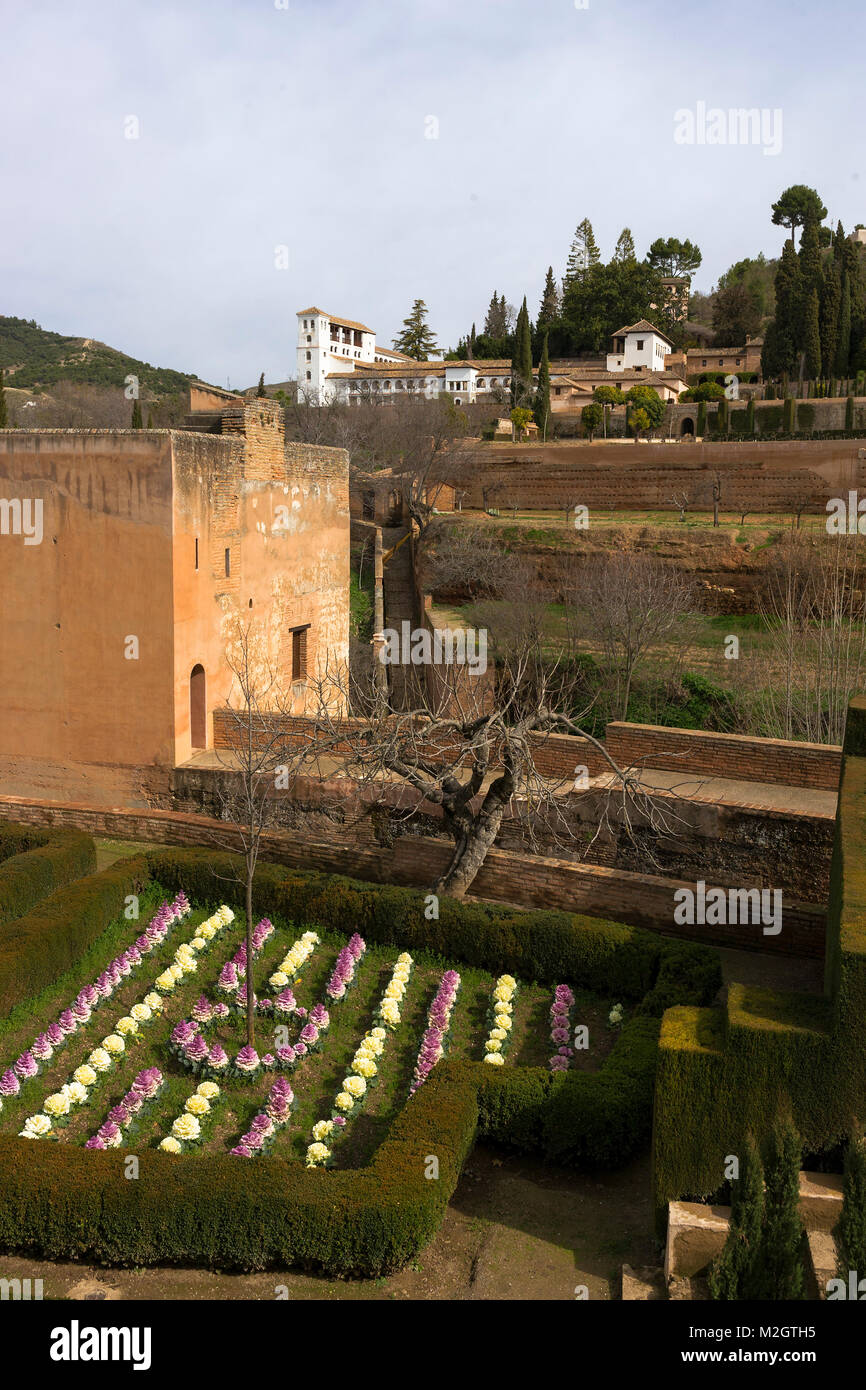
[0,1144,656,1302]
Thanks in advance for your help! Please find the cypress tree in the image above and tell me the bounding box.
[533,332,551,440]
[747,1117,805,1300]
[847,395,855,431]
[717,396,729,435]
[798,216,822,297]
[696,400,707,436]
[803,287,822,380]
[774,243,801,376]
[146,410,153,428]
[709,1135,765,1300]
[131,399,143,428]
[510,297,533,407]
[836,274,852,377]
[0,368,7,429]
[746,396,756,435]
[256,373,267,398]
[839,1134,866,1281]
[820,259,841,378]
[783,396,796,432]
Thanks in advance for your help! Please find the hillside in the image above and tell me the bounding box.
[0,316,195,395]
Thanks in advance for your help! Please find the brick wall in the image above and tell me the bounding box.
[0,796,824,956]
[454,438,866,514]
[605,723,841,791]
[211,711,840,792]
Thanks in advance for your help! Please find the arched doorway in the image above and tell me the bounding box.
[680,417,695,437]
[190,664,207,749]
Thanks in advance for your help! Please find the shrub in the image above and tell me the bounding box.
[145,849,720,1007]
[747,1116,806,1300]
[0,854,150,1016]
[0,824,95,928]
[0,1062,478,1275]
[838,1135,866,1278]
[708,1133,764,1299]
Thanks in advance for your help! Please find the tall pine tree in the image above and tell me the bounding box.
[838,1133,866,1280]
[392,299,438,360]
[537,267,560,330]
[613,228,636,263]
[747,1117,805,1301]
[565,219,601,285]
[131,399,143,428]
[773,241,802,377]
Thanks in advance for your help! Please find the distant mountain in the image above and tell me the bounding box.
[0,316,195,395]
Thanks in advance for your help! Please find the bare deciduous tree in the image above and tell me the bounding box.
[757,530,866,743]
[565,552,697,722]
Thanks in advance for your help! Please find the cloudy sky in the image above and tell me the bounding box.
[2,0,863,388]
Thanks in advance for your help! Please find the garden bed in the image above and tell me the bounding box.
[0,845,721,1274]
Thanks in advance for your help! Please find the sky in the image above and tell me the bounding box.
[2,0,865,389]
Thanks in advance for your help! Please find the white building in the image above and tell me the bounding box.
[606,320,673,373]
[296,307,416,402]
[296,306,684,408]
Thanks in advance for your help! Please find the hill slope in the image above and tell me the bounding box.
[0,316,195,395]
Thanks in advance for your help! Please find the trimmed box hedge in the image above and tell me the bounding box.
[0,852,149,1017]
[0,1062,478,1275]
[0,822,95,929]
[144,849,722,1011]
[652,695,866,1233]
[0,845,721,1274]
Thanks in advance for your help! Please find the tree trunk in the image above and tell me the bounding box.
[433,796,509,899]
[245,865,255,1047]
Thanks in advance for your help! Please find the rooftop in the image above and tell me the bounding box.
[297,306,375,334]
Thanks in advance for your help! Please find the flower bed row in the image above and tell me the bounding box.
[482,974,518,1067]
[231,1076,295,1157]
[0,893,190,1109]
[159,1081,223,1153]
[550,984,575,1072]
[268,928,320,992]
[85,1069,165,1149]
[17,903,234,1139]
[305,952,414,1167]
[216,917,277,1003]
[409,969,461,1094]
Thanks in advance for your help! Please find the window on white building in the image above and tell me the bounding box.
[637,340,645,350]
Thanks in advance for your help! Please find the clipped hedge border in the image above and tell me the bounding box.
[0,853,150,1017]
[0,822,96,929]
[0,847,721,1274]
[0,1063,479,1276]
[652,697,866,1232]
[144,849,722,1011]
